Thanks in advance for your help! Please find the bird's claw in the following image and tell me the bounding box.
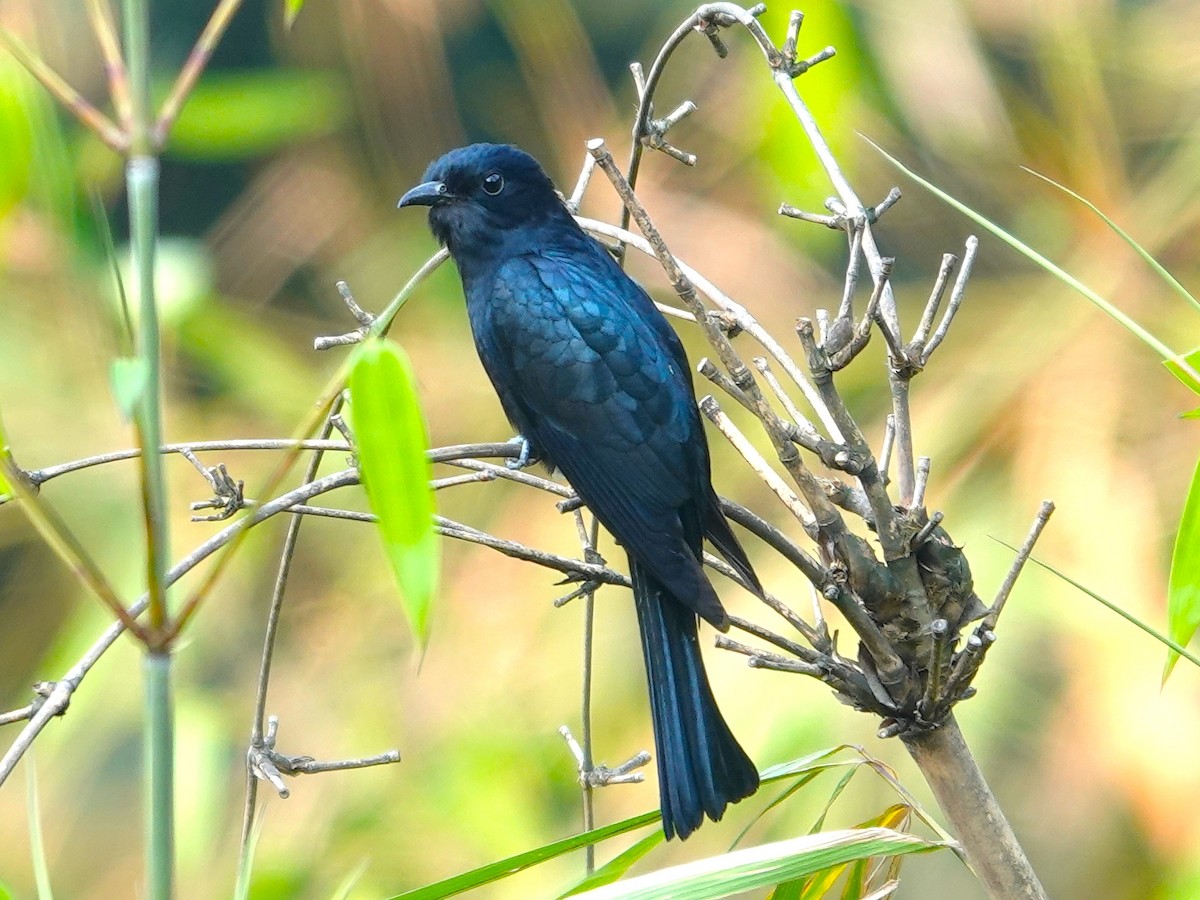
[506,435,533,470]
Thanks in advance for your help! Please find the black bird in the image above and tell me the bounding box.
[399,143,760,839]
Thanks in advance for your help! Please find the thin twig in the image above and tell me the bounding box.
[985,501,1055,629]
[912,457,931,510]
[699,396,816,534]
[913,253,957,346]
[922,236,979,364]
[239,396,344,864]
[0,26,127,151]
[152,0,246,147]
[85,0,132,130]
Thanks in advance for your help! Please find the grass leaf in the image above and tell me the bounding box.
[560,831,666,898]
[569,828,947,900]
[1017,168,1200,319]
[1165,348,1200,398]
[387,811,662,900]
[1165,452,1200,681]
[1019,167,1200,316]
[348,338,438,650]
[1003,542,1200,673]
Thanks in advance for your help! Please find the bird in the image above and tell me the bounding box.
[398,143,761,839]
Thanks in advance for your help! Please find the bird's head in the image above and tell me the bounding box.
[397,143,567,255]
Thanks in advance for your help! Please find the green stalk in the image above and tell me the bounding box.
[129,155,168,633]
[123,0,168,637]
[144,653,175,900]
[123,0,173,894]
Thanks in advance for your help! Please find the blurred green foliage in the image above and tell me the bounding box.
[2,1,1200,898]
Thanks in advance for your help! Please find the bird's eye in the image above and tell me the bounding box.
[482,172,504,196]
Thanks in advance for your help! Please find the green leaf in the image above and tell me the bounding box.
[560,830,666,897]
[841,805,911,900]
[866,138,1180,363]
[1165,349,1200,398]
[729,770,830,850]
[387,811,662,900]
[109,357,149,421]
[569,828,947,900]
[167,70,349,160]
[757,746,855,780]
[348,338,438,649]
[769,880,803,900]
[809,768,859,835]
[284,0,306,28]
[1166,452,1200,682]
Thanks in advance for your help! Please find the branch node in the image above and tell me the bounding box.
[559,725,649,787]
[180,447,246,522]
[315,280,375,351]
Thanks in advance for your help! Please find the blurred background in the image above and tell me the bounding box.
[1,0,1199,897]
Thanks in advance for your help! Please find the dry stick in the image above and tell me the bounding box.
[985,501,1056,630]
[271,750,402,776]
[152,0,246,146]
[912,457,931,510]
[0,26,127,151]
[922,236,979,364]
[750,358,825,449]
[794,320,907,567]
[913,253,958,346]
[699,397,816,536]
[0,704,37,728]
[835,225,864,322]
[85,0,131,130]
[255,501,632,588]
[238,397,345,865]
[769,77,915,501]
[717,635,821,677]
[19,439,519,491]
[725,616,885,712]
[700,356,853,475]
[617,8,730,260]
[878,415,896,492]
[0,468,360,788]
[566,150,598,212]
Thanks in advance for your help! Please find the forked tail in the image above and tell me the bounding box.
[631,559,759,839]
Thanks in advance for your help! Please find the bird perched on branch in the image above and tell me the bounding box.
[399,142,760,839]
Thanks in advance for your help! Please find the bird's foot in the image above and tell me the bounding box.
[506,435,534,470]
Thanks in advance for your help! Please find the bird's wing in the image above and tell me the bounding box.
[485,250,724,624]
[490,251,699,506]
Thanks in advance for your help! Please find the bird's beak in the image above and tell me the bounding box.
[397,180,450,209]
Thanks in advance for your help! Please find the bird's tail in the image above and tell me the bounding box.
[631,559,759,840]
